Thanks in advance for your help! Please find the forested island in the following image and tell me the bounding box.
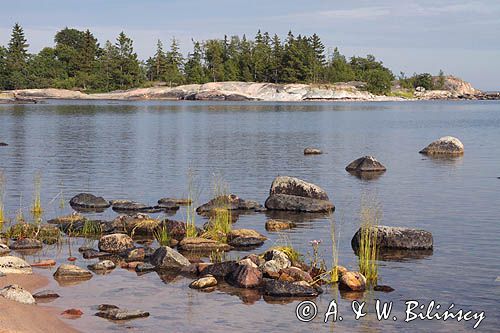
[0,23,496,101]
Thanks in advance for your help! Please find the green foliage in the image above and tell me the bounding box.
[153,225,171,246]
[358,195,382,284]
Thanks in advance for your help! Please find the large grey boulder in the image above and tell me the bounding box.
[0,256,32,274]
[351,225,433,251]
[265,176,334,213]
[0,284,36,304]
[419,136,464,155]
[150,246,191,269]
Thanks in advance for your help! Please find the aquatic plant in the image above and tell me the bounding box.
[271,232,303,264]
[153,224,171,246]
[329,215,341,283]
[203,207,232,243]
[209,248,227,263]
[30,172,43,218]
[130,217,161,237]
[81,219,103,237]
[185,170,200,238]
[358,194,382,284]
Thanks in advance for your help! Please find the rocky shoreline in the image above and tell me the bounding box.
[0,79,497,103]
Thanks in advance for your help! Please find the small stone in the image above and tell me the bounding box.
[53,264,93,280]
[0,243,10,255]
[227,229,267,248]
[95,309,150,321]
[31,259,56,267]
[33,290,60,299]
[339,271,366,292]
[98,234,135,254]
[189,275,218,289]
[98,304,120,311]
[265,219,296,231]
[82,249,109,259]
[88,260,116,271]
[0,284,35,304]
[374,285,395,292]
[0,256,32,274]
[69,193,110,210]
[135,263,156,273]
[121,261,143,269]
[158,197,192,206]
[238,258,258,268]
[304,147,323,155]
[199,261,239,278]
[263,279,321,297]
[124,248,145,262]
[279,267,313,283]
[9,238,43,250]
[61,309,83,317]
[345,156,386,173]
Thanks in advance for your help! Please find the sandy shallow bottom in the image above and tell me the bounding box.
[0,274,79,333]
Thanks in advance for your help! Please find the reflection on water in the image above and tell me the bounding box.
[1,100,500,332]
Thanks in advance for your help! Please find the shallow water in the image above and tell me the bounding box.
[0,100,499,332]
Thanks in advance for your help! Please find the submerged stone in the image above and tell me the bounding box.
[304,147,323,155]
[263,279,321,297]
[345,156,387,172]
[265,219,296,231]
[95,308,150,321]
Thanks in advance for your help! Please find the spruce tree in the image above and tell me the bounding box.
[165,38,184,86]
[6,23,30,89]
[184,40,207,84]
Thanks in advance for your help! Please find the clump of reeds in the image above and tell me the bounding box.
[202,174,232,243]
[358,194,382,284]
[30,172,43,218]
[81,219,103,237]
[185,170,199,238]
[329,215,341,283]
[209,248,227,263]
[271,233,303,263]
[153,224,171,246]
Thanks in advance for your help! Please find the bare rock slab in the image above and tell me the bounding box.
[96,307,150,321]
[0,284,35,304]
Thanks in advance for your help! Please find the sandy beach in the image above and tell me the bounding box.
[0,274,79,333]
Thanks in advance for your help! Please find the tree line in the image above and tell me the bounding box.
[0,23,443,94]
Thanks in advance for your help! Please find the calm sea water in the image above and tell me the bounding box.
[0,100,499,332]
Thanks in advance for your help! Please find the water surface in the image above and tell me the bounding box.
[0,100,499,332]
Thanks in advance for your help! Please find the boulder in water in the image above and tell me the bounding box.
[419,136,464,155]
[351,225,433,250]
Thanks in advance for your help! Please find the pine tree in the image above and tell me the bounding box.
[148,39,167,81]
[6,23,30,89]
[238,35,253,81]
[204,39,225,82]
[270,34,282,83]
[165,38,184,86]
[184,40,207,84]
[114,31,143,89]
[310,33,325,83]
[253,30,271,82]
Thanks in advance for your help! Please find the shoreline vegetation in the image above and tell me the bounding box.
[1,23,497,103]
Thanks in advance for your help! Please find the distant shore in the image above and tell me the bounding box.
[1,81,498,104]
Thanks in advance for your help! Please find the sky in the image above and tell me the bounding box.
[1,0,499,90]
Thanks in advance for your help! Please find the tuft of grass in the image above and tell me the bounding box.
[81,219,103,237]
[130,217,161,237]
[203,207,232,243]
[5,222,61,244]
[329,215,341,283]
[30,172,43,218]
[358,194,382,284]
[209,248,227,263]
[153,224,171,246]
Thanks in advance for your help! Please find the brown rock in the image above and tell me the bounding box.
[265,219,296,231]
[61,309,83,317]
[178,237,231,252]
[280,267,313,283]
[31,259,56,267]
[339,271,366,291]
[227,265,263,288]
[98,234,135,254]
[189,275,218,289]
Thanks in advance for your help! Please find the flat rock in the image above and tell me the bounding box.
[135,263,156,273]
[351,225,433,250]
[304,147,323,155]
[227,264,263,288]
[345,156,386,172]
[0,256,32,274]
[263,279,321,297]
[227,229,267,248]
[69,193,110,210]
[0,142,8,146]
[419,136,464,155]
[339,271,366,291]
[196,194,261,213]
[265,219,296,231]
[53,264,92,280]
[178,237,231,252]
[111,200,162,213]
[265,176,334,213]
[95,308,150,321]
[47,213,85,225]
[0,284,35,304]
[31,259,56,267]
[98,234,135,253]
[82,249,110,259]
[10,238,43,250]
[150,246,191,269]
[189,275,218,289]
[158,198,192,206]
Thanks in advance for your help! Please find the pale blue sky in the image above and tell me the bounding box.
[1,0,499,90]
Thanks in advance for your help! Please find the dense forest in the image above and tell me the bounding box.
[0,23,444,94]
